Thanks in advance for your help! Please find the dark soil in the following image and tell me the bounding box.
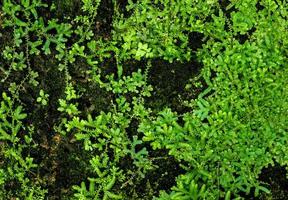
[258,163,288,200]
[146,59,202,114]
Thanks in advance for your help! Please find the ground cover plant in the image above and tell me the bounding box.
[0,0,287,199]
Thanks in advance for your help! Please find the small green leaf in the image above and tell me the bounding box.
[15,18,27,27]
[21,0,30,8]
[42,40,51,55]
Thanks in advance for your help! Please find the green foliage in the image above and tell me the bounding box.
[74,0,101,42]
[36,89,49,106]
[0,0,287,199]
[157,173,208,200]
[73,165,123,200]
[112,0,218,62]
[0,92,47,199]
[139,0,288,198]
[58,83,80,116]
[124,136,154,178]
